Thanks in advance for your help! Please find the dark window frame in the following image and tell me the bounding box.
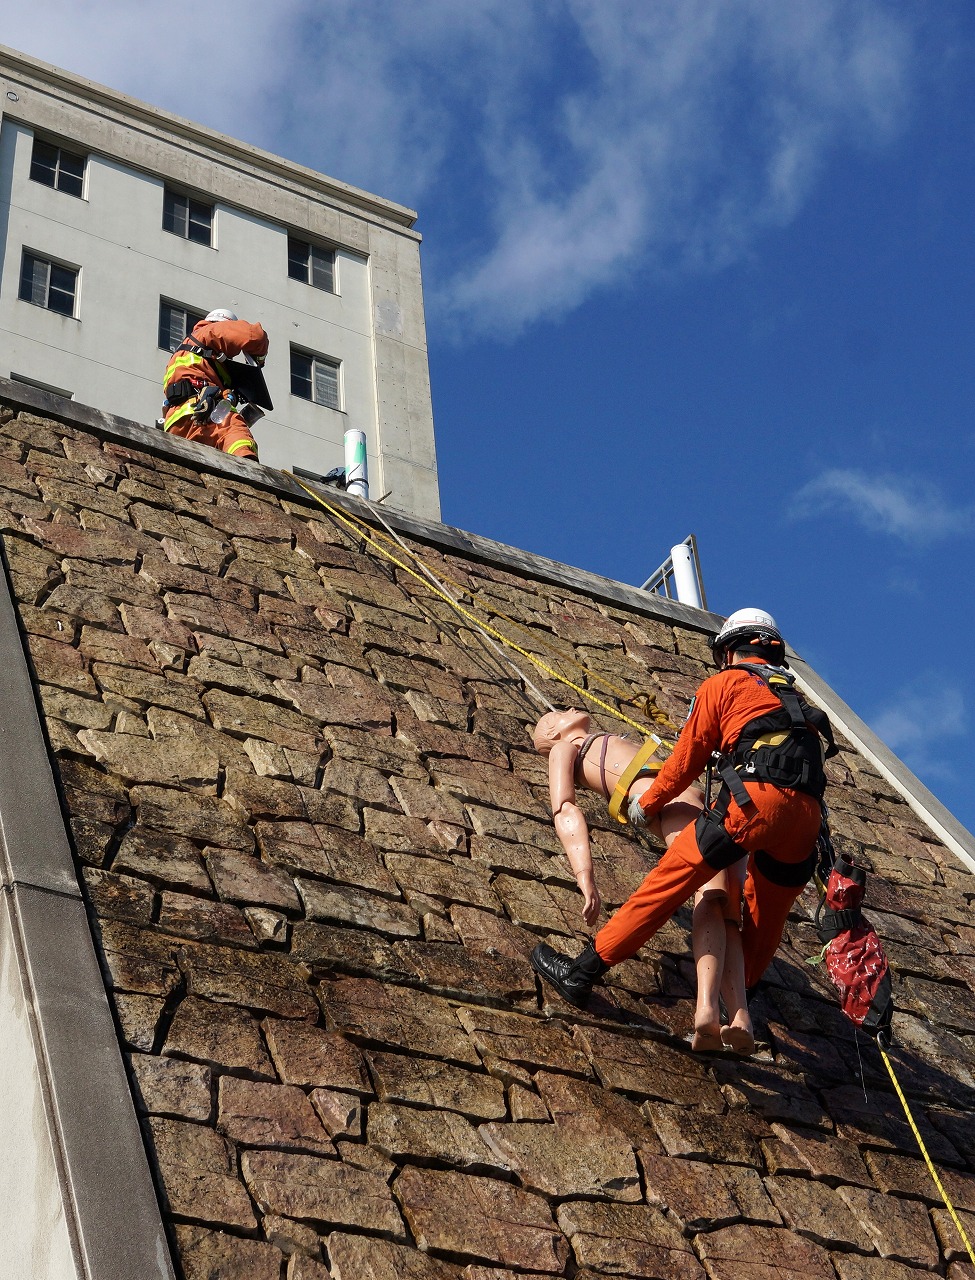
[162,188,214,246]
[18,250,79,318]
[287,236,336,293]
[158,299,206,352]
[29,136,86,198]
[290,346,341,410]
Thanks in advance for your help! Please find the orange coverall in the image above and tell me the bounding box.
[162,319,269,459]
[594,660,823,987]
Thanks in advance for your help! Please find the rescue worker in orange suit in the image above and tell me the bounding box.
[531,608,837,1009]
[162,309,268,461]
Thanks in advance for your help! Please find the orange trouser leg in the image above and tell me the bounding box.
[165,410,257,459]
[737,787,822,988]
[594,782,821,971]
[594,822,718,965]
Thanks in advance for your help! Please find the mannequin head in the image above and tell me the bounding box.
[532,707,591,755]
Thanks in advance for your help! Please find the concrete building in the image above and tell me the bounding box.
[0,44,440,519]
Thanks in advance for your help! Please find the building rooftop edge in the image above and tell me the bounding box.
[0,42,420,233]
[3,374,973,870]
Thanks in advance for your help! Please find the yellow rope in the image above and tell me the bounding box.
[880,1046,975,1265]
[297,479,678,731]
[285,474,670,743]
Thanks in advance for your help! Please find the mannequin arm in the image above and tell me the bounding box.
[548,741,601,925]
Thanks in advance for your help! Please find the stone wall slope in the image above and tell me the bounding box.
[0,392,974,1280]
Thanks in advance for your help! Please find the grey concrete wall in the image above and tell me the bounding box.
[0,43,440,518]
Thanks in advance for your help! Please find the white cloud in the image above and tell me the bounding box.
[793,469,974,544]
[1,0,918,335]
[870,674,967,783]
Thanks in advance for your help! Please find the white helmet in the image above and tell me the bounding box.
[204,308,238,323]
[711,607,785,666]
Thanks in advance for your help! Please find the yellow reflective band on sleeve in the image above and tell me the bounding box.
[227,438,257,457]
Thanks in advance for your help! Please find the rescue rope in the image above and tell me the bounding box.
[880,1046,975,1266]
[285,473,672,743]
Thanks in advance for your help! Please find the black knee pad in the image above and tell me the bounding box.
[695,808,747,872]
[753,847,816,888]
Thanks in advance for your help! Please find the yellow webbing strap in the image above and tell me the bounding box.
[880,1047,975,1266]
[284,473,670,744]
[607,737,667,824]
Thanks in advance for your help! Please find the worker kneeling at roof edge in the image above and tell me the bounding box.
[531,607,838,1009]
[162,309,268,461]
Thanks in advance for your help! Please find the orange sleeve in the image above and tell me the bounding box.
[193,320,269,361]
[640,672,726,816]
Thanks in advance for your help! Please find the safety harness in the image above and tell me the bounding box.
[162,336,234,428]
[695,663,838,883]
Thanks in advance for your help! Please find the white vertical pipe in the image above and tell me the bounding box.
[344,429,369,501]
[670,542,703,608]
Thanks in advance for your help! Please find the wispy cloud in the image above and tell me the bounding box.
[793,469,974,544]
[2,1,919,336]
[870,673,968,783]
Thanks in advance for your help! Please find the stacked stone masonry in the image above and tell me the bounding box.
[1,401,974,1280]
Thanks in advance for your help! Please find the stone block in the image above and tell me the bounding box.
[368,1051,506,1120]
[480,1118,641,1199]
[206,848,302,912]
[164,996,276,1077]
[113,826,213,894]
[242,1149,405,1237]
[694,1223,834,1280]
[392,940,534,1004]
[175,1225,285,1280]
[158,890,257,948]
[204,689,322,751]
[370,1102,495,1169]
[296,879,420,939]
[114,993,165,1051]
[263,1020,370,1093]
[326,1233,457,1280]
[574,1024,725,1110]
[322,975,480,1065]
[130,785,254,850]
[82,868,155,924]
[218,1076,334,1153]
[646,1102,771,1166]
[310,1089,362,1139]
[395,1166,567,1272]
[148,1116,257,1230]
[290,921,407,982]
[385,853,499,913]
[838,1184,941,1265]
[535,1071,663,1152]
[456,1006,588,1076]
[557,1199,703,1279]
[178,940,320,1019]
[128,1053,212,1121]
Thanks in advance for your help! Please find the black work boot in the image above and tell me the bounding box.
[531,940,608,1008]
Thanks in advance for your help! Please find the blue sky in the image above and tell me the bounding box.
[4,2,974,835]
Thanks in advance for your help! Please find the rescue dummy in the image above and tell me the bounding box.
[532,708,754,1052]
[162,309,269,461]
[531,608,837,1013]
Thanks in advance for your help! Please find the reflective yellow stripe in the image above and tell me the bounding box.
[227,438,257,456]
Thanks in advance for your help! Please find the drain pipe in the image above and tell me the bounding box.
[670,541,704,609]
[344,429,369,501]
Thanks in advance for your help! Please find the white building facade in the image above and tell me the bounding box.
[0,45,440,519]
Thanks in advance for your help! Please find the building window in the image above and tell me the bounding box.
[158,300,206,351]
[18,251,78,317]
[29,137,86,198]
[162,189,213,245]
[291,348,340,410]
[288,237,335,292]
